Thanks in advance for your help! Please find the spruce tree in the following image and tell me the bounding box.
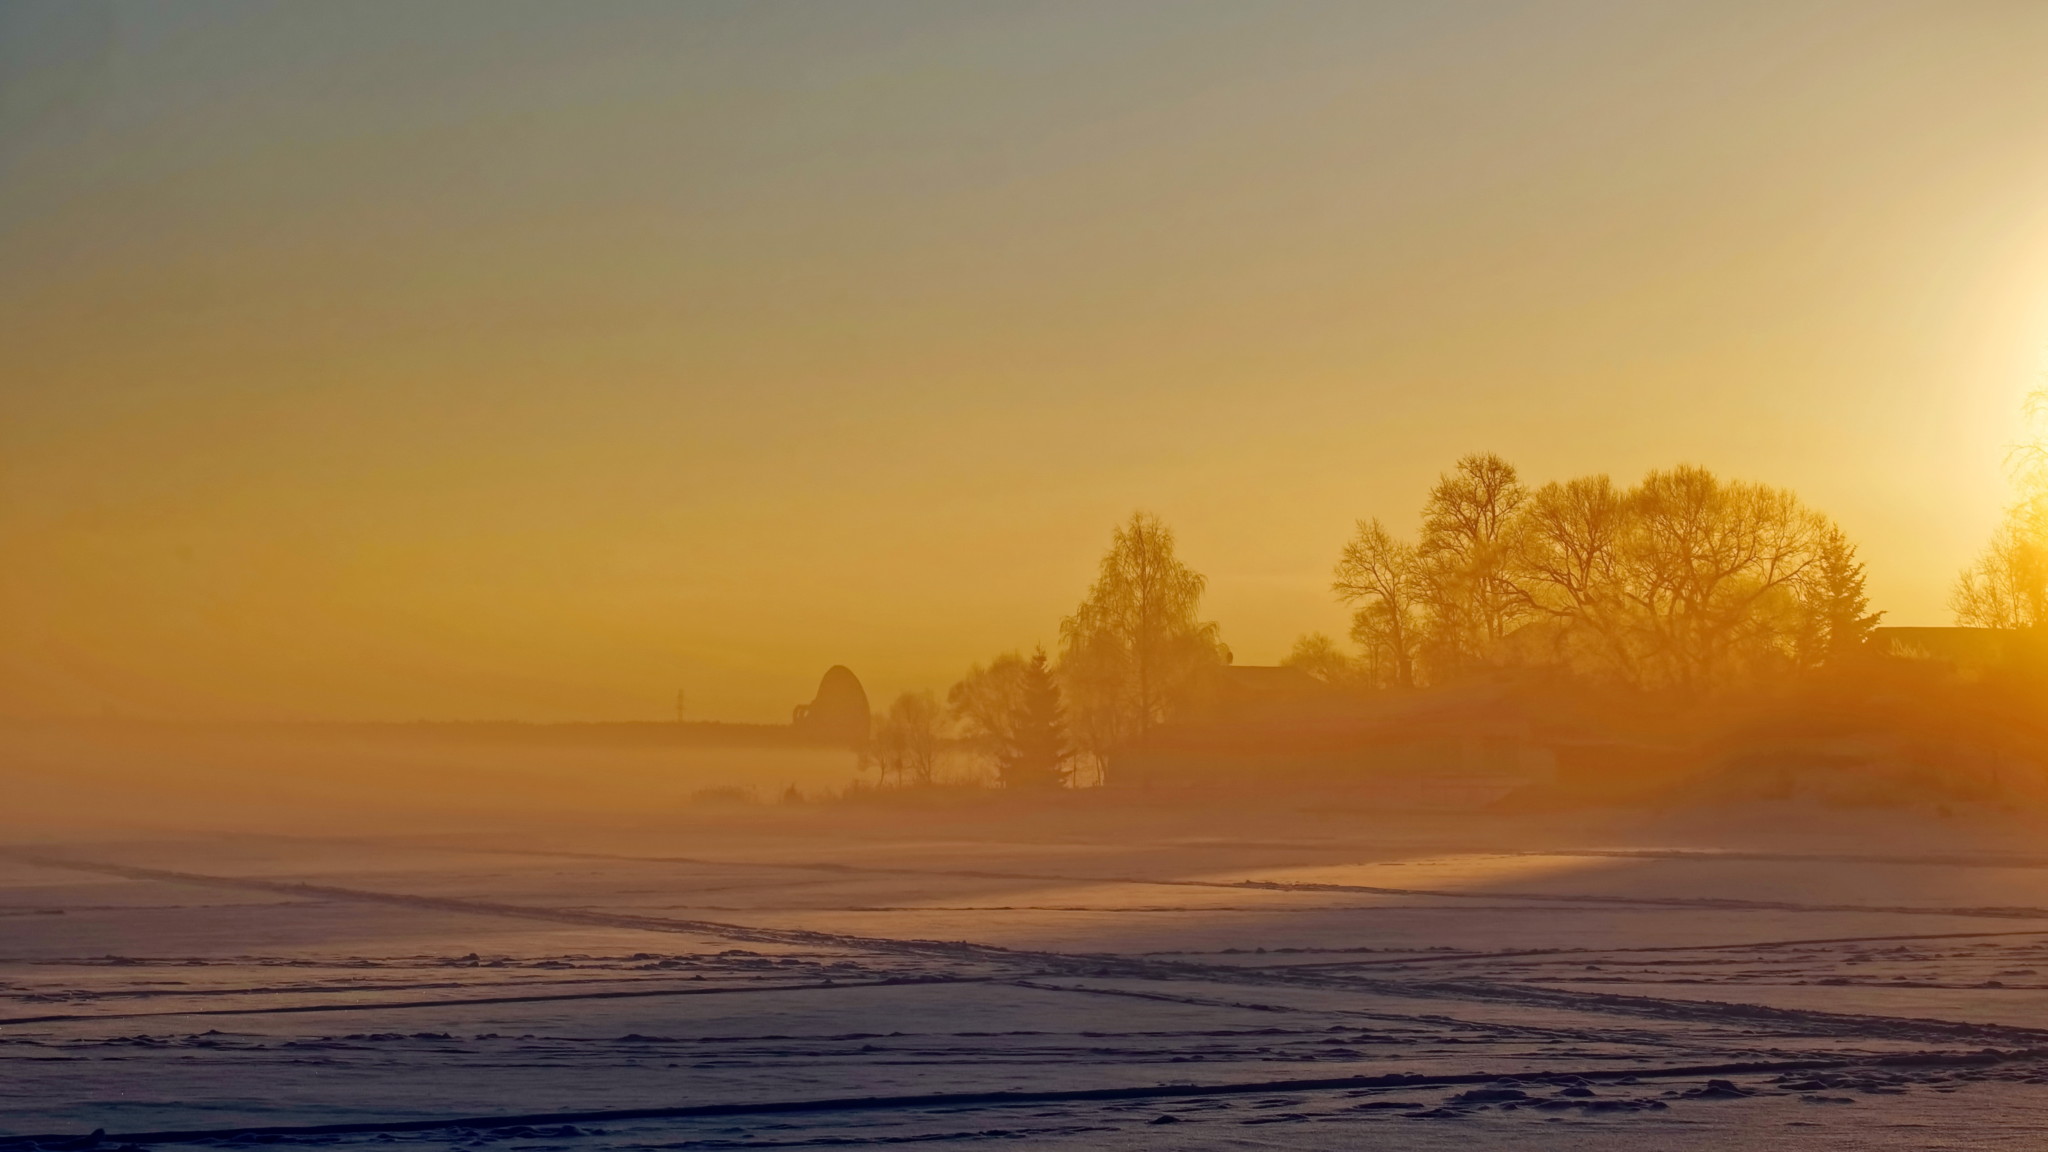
[999,649,1070,789]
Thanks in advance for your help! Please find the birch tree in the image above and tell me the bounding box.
[1058,513,1226,779]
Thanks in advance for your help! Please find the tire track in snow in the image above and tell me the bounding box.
[3,1051,2032,1148]
[0,976,987,1026]
[0,850,1055,970]
[414,843,2048,923]
[14,848,2048,1052]
[1259,926,2048,971]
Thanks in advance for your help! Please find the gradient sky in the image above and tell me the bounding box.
[5,0,2048,722]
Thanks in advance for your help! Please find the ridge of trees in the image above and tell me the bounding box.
[869,457,1907,789]
[1317,455,1880,692]
[866,513,1224,790]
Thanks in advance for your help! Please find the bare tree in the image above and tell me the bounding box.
[2008,385,2048,508]
[1342,459,1874,694]
[864,691,944,787]
[1620,466,1828,690]
[1058,513,1227,781]
[1954,386,2048,629]
[949,652,1028,780]
[1953,519,2048,629]
[1416,453,1530,678]
[1505,474,1636,677]
[1332,518,1421,687]
[1281,632,1361,686]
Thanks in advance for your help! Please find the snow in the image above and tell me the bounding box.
[9,775,2048,1149]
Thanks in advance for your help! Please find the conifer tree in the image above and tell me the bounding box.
[998,649,1071,789]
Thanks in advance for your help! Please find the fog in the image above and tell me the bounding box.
[12,1,2048,1147]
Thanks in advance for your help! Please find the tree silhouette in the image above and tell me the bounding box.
[1954,520,2048,629]
[864,691,943,787]
[1332,518,1422,687]
[1416,453,1531,678]
[1282,632,1362,686]
[1508,474,1636,678]
[1620,465,1831,690]
[1058,512,1226,780]
[1955,386,2048,629]
[997,649,1070,789]
[1797,524,1883,664]
[1334,458,1875,693]
[949,651,1029,780]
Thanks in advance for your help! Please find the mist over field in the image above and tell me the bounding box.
[10,2,2048,1149]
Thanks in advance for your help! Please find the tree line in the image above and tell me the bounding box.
[1308,454,1878,693]
[858,431,2048,787]
[865,513,1224,790]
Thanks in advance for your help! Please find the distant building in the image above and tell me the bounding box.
[792,665,870,746]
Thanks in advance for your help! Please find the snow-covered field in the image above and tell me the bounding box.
[11,759,2048,1151]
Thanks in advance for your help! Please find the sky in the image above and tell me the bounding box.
[5,0,2048,723]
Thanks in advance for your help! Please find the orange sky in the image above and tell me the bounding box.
[5,1,2048,722]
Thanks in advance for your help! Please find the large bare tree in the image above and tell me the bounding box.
[1415,453,1531,679]
[1515,465,1862,690]
[1506,474,1636,677]
[1620,466,1831,689]
[1332,518,1422,687]
[1332,458,1876,693]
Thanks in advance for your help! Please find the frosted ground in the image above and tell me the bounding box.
[11,772,2048,1150]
